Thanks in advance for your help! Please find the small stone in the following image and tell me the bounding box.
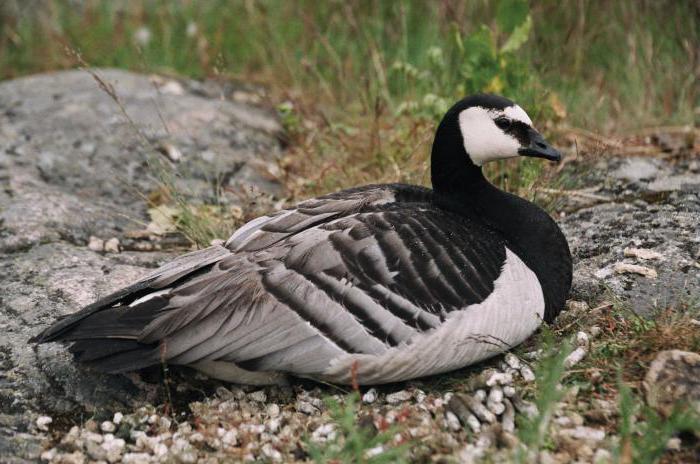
[100,421,116,433]
[564,346,588,368]
[365,445,385,459]
[519,365,536,382]
[85,439,108,461]
[386,389,412,404]
[576,331,590,348]
[511,394,538,418]
[40,449,57,462]
[624,247,663,260]
[362,388,378,404]
[503,386,516,397]
[104,237,121,253]
[486,387,505,415]
[112,412,123,425]
[247,390,267,402]
[666,437,681,451]
[474,389,487,402]
[502,399,515,433]
[311,423,336,443]
[266,403,280,417]
[121,452,152,464]
[449,393,496,424]
[221,429,238,447]
[88,236,104,252]
[102,436,126,463]
[614,262,657,278]
[261,443,283,462]
[565,300,589,312]
[51,451,86,464]
[558,426,605,442]
[645,350,700,417]
[504,353,521,369]
[266,418,281,433]
[36,415,52,431]
[445,411,462,431]
[589,325,602,338]
[296,400,319,415]
[593,448,613,464]
[157,142,183,162]
[414,389,426,403]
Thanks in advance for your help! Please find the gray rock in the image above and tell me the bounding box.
[0,69,282,462]
[560,155,699,315]
[644,350,700,417]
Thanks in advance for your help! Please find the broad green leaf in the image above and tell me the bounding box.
[496,0,530,33]
[501,15,532,53]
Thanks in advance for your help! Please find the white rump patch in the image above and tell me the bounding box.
[458,105,533,166]
[322,248,545,384]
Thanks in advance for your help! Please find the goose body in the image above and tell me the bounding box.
[34,95,572,385]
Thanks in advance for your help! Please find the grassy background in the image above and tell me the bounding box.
[1,0,696,203]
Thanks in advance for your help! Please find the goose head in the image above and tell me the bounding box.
[431,94,561,192]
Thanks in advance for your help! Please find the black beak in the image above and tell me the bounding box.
[518,129,561,162]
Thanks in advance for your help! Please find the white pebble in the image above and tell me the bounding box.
[502,399,515,433]
[504,353,521,369]
[666,437,681,451]
[362,388,378,404]
[503,386,516,397]
[247,390,267,402]
[520,365,536,382]
[261,443,283,462]
[590,325,602,338]
[365,445,385,459]
[564,346,588,368]
[445,411,462,431]
[558,426,605,442]
[266,403,280,417]
[485,371,513,386]
[100,421,116,433]
[112,412,123,425]
[104,237,120,253]
[474,389,487,402]
[486,387,505,415]
[101,436,126,463]
[386,389,412,404]
[36,416,52,431]
[464,394,496,423]
[88,236,104,252]
[576,331,590,347]
[221,429,238,447]
[122,453,151,464]
[466,413,481,434]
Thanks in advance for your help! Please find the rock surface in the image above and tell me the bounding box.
[644,350,700,418]
[559,155,699,315]
[0,69,283,462]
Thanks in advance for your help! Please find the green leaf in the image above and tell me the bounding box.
[496,0,530,34]
[501,15,532,53]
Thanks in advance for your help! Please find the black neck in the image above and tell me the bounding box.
[431,144,571,322]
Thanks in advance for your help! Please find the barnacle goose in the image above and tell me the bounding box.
[33,94,572,385]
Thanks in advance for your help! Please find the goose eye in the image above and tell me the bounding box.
[495,117,511,130]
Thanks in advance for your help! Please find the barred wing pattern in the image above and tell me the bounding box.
[34,184,542,384]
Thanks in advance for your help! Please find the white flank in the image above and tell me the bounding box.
[322,248,545,384]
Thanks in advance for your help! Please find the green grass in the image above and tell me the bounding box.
[2,1,695,215]
[305,393,409,464]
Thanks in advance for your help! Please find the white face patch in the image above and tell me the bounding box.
[458,104,533,166]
